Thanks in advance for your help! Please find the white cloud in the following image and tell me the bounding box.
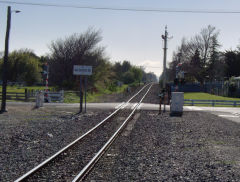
[138,60,163,77]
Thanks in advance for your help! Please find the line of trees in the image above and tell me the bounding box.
[166,25,240,84]
[0,28,157,89]
[0,49,43,85]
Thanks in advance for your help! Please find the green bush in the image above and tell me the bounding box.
[123,71,135,84]
[108,82,117,92]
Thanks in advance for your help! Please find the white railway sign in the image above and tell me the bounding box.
[73,65,92,76]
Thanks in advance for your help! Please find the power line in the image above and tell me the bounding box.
[139,66,162,68]
[0,0,240,14]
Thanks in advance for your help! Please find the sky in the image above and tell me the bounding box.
[0,0,240,77]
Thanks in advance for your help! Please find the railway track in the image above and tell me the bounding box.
[14,83,153,182]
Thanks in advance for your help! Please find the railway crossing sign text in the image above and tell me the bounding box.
[73,65,92,76]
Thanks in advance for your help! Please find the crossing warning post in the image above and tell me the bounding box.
[73,65,92,113]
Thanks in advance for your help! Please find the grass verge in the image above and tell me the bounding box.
[184,92,240,101]
[184,92,240,107]
[64,84,128,103]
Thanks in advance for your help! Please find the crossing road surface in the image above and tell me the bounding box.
[6,102,240,123]
[183,106,240,123]
[44,103,240,123]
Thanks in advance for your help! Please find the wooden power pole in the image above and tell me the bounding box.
[1,6,11,113]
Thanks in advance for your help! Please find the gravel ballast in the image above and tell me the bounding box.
[0,84,153,181]
[86,111,240,181]
[0,106,112,181]
[2,83,240,181]
[24,110,133,181]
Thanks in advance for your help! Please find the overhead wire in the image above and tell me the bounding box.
[139,66,162,68]
[0,0,240,14]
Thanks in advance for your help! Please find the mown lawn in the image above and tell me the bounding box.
[184,92,240,101]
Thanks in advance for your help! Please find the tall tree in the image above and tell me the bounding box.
[130,66,143,84]
[200,25,219,65]
[0,49,42,85]
[207,35,221,80]
[48,28,110,89]
[121,60,131,73]
[112,60,134,83]
[224,50,240,77]
[169,25,220,83]
[189,49,204,83]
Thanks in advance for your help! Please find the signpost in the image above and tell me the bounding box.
[73,65,92,113]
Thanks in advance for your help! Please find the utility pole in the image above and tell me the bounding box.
[79,76,83,113]
[1,6,11,113]
[161,26,172,113]
[1,7,20,113]
[161,26,170,89]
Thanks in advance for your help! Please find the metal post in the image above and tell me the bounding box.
[84,76,87,113]
[79,76,83,113]
[1,6,11,113]
[25,88,28,101]
[163,91,166,113]
[158,94,162,114]
[45,63,49,101]
[163,26,168,90]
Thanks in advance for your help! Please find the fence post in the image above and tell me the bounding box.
[212,100,215,107]
[234,101,237,107]
[191,100,194,106]
[36,91,39,108]
[25,89,28,101]
[60,90,64,102]
[36,91,44,108]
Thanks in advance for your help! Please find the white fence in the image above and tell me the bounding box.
[184,99,240,107]
[44,90,64,103]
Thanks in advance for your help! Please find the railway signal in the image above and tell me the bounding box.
[174,63,185,91]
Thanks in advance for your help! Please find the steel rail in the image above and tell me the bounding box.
[72,84,153,182]
[14,83,151,182]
